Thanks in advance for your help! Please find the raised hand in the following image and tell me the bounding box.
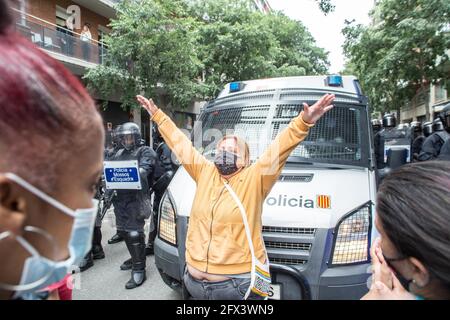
[370,238,393,290]
[302,94,335,125]
[136,95,159,116]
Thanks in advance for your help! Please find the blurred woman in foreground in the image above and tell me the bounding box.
[0,1,104,300]
[363,161,450,300]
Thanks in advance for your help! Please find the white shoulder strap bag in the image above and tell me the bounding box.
[223,182,271,300]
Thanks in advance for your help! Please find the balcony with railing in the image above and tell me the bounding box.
[71,0,120,19]
[12,9,107,67]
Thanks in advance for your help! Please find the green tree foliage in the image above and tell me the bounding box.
[85,0,329,109]
[343,0,450,118]
[315,0,335,15]
[86,0,201,109]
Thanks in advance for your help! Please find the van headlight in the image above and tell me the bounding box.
[158,191,177,246]
[330,203,372,266]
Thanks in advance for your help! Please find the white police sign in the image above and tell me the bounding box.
[104,160,142,190]
[384,144,411,163]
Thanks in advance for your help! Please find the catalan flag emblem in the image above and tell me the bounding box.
[317,195,331,209]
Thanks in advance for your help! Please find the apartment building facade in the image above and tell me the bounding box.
[10,0,139,136]
[400,79,450,123]
[10,0,203,143]
[10,0,273,142]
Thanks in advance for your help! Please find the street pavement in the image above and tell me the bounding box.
[72,209,182,300]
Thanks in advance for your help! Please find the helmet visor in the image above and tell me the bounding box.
[120,134,136,150]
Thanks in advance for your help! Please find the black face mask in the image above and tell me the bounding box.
[214,151,239,176]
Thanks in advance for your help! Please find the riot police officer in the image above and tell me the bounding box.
[111,122,157,289]
[374,114,410,169]
[79,125,124,272]
[418,104,450,161]
[433,118,445,132]
[411,121,424,161]
[107,125,128,245]
[422,121,434,138]
[371,119,382,136]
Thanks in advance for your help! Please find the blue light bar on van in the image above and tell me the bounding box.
[229,82,243,93]
[326,75,343,87]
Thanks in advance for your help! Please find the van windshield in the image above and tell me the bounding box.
[193,97,370,168]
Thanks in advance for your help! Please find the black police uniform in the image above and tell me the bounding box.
[413,122,434,162]
[371,119,382,137]
[418,130,450,161]
[412,135,426,161]
[111,123,157,289]
[418,105,450,161]
[438,139,450,161]
[410,122,424,162]
[106,126,129,245]
[112,146,155,231]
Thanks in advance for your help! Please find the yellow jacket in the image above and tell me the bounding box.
[152,109,313,275]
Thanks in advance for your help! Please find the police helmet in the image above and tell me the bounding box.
[116,122,141,150]
[382,114,396,128]
[410,121,421,133]
[371,119,382,127]
[112,125,122,146]
[433,118,444,132]
[422,121,433,137]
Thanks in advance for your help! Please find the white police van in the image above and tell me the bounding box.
[154,75,378,300]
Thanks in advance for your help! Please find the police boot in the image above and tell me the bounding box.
[124,231,147,289]
[92,226,105,259]
[79,251,94,272]
[92,245,105,260]
[108,233,124,244]
[120,258,132,271]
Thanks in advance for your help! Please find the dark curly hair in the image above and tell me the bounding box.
[377,161,450,292]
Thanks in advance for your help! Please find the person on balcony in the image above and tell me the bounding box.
[80,23,92,61]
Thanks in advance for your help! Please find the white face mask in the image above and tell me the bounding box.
[0,173,97,300]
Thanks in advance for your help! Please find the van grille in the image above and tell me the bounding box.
[265,241,312,251]
[269,258,307,266]
[271,104,362,161]
[262,226,316,235]
[208,91,275,108]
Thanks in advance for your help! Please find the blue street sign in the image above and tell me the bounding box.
[105,167,139,183]
[103,160,142,190]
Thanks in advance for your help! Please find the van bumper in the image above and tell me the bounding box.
[269,263,370,300]
[154,219,370,300]
[155,243,370,300]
